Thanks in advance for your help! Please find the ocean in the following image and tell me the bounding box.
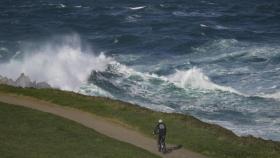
[0,0,280,141]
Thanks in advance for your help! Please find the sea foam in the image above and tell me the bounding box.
[258,91,280,100]
[0,35,113,91]
[167,67,241,94]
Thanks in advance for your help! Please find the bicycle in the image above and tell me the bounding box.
[158,135,166,154]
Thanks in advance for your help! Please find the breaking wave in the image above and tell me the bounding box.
[0,35,113,91]
[0,35,277,102]
[258,92,280,100]
[0,35,279,141]
[167,68,241,94]
[0,35,243,97]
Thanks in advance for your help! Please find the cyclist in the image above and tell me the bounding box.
[153,119,167,152]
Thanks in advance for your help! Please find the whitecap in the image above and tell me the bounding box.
[132,101,175,113]
[167,67,242,94]
[258,92,280,100]
[58,4,66,8]
[0,34,114,91]
[200,24,208,28]
[79,83,113,98]
[105,62,242,96]
[204,119,280,141]
[129,6,146,10]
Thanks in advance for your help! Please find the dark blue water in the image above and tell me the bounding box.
[1,0,280,141]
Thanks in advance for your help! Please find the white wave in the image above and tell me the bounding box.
[0,35,113,91]
[204,119,280,141]
[165,67,280,101]
[258,92,280,100]
[108,62,242,96]
[79,83,113,98]
[127,100,175,113]
[129,6,146,10]
[200,24,208,28]
[106,60,243,95]
[58,4,66,8]
[167,67,241,94]
[108,62,168,82]
[194,39,280,63]
[143,103,175,113]
[47,3,66,8]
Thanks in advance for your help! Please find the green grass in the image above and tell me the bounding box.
[0,85,280,158]
[0,101,159,158]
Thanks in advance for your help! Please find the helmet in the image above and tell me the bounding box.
[158,119,163,123]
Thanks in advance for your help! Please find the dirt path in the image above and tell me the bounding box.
[0,93,207,158]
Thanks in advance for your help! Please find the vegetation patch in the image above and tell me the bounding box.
[0,101,159,158]
[0,85,280,158]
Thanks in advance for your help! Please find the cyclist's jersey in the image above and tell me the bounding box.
[154,123,167,136]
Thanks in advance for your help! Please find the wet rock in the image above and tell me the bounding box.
[0,73,51,89]
[15,73,33,88]
[36,82,51,89]
[0,75,16,86]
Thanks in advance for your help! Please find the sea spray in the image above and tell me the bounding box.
[0,35,113,91]
[167,67,242,94]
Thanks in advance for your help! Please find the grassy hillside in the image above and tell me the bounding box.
[0,101,159,158]
[0,85,280,158]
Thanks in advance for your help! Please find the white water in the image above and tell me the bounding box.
[259,91,280,100]
[129,6,146,10]
[166,67,280,100]
[1,35,280,141]
[167,67,241,94]
[0,35,279,102]
[79,83,113,97]
[106,61,241,94]
[0,35,113,91]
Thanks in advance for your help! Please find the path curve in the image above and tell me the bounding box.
[0,93,207,158]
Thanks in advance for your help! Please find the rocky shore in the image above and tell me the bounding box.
[0,73,51,89]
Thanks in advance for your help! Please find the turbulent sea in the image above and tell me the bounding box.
[1,0,280,141]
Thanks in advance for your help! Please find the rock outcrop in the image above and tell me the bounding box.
[0,73,51,89]
[36,81,51,89]
[15,73,33,88]
[0,75,16,86]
